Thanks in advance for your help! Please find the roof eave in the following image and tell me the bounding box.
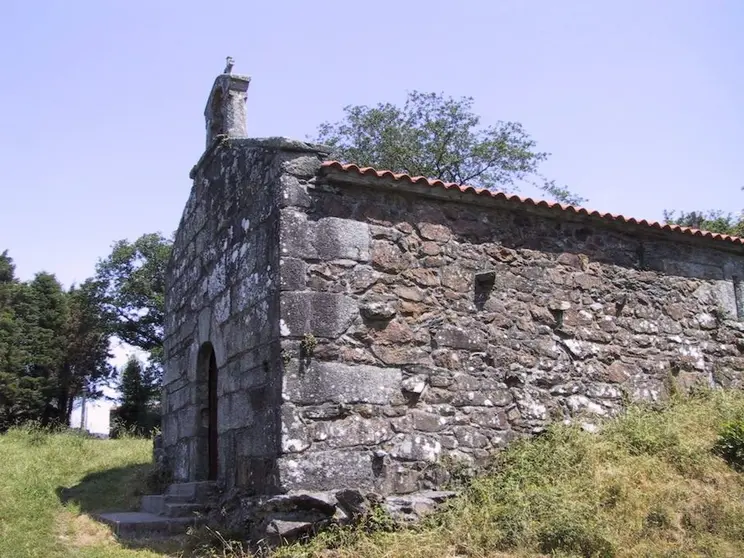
[319,162,744,252]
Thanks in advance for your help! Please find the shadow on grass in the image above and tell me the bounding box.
[57,463,189,555]
[57,462,157,513]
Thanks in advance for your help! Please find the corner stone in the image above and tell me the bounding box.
[283,361,402,405]
[281,292,359,338]
[278,450,378,491]
[315,218,370,262]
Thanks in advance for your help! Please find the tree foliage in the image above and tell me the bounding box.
[111,355,160,437]
[92,233,172,369]
[60,280,114,417]
[0,251,29,428]
[663,209,744,237]
[0,251,113,430]
[315,91,585,205]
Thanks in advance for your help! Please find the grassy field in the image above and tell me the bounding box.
[2,390,744,558]
[0,426,169,558]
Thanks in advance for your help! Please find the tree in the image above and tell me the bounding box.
[315,91,585,205]
[0,252,113,430]
[0,251,27,429]
[663,185,744,237]
[58,280,114,424]
[112,355,159,437]
[92,233,172,372]
[17,272,69,425]
[663,209,744,236]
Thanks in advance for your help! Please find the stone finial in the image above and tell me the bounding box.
[204,57,251,147]
[224,56,234,74]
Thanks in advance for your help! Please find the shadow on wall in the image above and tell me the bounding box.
[312,182,744,284]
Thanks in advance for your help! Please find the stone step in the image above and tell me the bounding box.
[140,493,194,513]
[95,511,204,538]
[165,481,218,502]
[164,502,206,518]
[140,495,166,515]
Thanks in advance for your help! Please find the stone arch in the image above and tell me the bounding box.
[196,341,219,481]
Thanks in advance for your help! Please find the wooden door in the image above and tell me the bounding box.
[207,350,218,481]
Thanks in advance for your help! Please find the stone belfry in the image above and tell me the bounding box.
[204,56,251,147]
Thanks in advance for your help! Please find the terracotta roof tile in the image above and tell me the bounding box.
[321,161,744,246]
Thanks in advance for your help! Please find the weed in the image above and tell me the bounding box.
[713,418,744,472]
[184,524,251,557]
[275,391,744,558]
[300,333,317,358]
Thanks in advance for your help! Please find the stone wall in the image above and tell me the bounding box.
[277,164,744,495]
[162,138,328,493]
[164,137,744,498]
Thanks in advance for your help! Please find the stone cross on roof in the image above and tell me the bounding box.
[224,56,234,74]
[204,57,251,147]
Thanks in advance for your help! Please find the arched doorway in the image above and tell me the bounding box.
[197,343,219,481]
[207,349,218,481]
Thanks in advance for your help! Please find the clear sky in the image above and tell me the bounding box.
[1,0,743,288]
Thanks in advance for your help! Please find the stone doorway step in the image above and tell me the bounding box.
[95,481,217,539]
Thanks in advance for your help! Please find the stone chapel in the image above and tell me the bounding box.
[160,62,744,498]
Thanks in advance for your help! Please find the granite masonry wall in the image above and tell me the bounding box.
[162,138,329,492]
[276,161,744,495]
[163,138,744,498]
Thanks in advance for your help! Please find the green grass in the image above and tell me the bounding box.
[273,390,744,558]
[0,426,168,558]
[3,391,744,558]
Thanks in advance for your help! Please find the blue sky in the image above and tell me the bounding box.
[1,0,743,288]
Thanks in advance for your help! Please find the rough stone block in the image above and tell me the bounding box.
[280,210,317,259]
[163,352,189,387]
[280,258,307,291]
[280,292,358,338]
[434,325,486,350]
[218,390,256,433]
[162,413,179,447]
[219,300,274,360]
[371,240,413,273]
[283,361,402,405]
[176,406,201,441]
[218,350,271,396]
[312,415,394,448]
[231,270,273,314]
[236,419,281,458]
[164,384,194,414]
[278,450,377,491]
[281,405,312,453]
[315,218,370,262]
[387,433,442,462]
[281,154,323,178]
[713,280,738,319]
[235,456,280,493]
[278,174,312,209]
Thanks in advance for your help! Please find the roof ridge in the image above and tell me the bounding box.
[320,161,744,246]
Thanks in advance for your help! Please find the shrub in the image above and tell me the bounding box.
[537,520,616,558]
[713,419,744,472]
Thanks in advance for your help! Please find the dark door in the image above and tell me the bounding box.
[207,350,218,481]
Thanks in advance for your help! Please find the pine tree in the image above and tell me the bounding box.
[114,356,157,436]
[59,280,113,424]
[8,272,69,425]
[0,252,113,430]
[0,251,25,429]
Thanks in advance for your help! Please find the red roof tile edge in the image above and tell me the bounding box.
[321,161,744,246]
